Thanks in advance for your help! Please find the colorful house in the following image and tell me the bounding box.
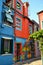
[37,11,43,30]
[32,20,40,57]
[37,11,43,57]
[0,0,14,65]
[28,19,40,58]
[0,0,40,65]
[13,0,40,62]
[13,0,30,62]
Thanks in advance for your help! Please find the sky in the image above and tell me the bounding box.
[22,0,43,23]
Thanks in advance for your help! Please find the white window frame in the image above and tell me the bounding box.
[16,1,22,11]
[29,25,32,34]
[16,17,22,30]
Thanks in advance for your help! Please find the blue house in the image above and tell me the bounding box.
[0,0,14,65]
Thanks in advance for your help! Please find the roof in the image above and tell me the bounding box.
[32,20,39,26]
[24,16,39,26]
[37,10,43,14]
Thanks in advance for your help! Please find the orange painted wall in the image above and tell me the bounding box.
[15,14,29,38]
[14,0,30,39]
[13,0,23,14]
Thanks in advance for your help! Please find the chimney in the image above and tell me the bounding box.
[23,2,29,16]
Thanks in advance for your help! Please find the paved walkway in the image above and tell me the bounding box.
[23,60,42,65]
[14,56,41,65]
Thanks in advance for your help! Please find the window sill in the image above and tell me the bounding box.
[1,53,12,56]
[3,24,12,27]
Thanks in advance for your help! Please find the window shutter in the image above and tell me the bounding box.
[10,40,13,53]
[1,38,4,54]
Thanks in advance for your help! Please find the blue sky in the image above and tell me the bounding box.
[22,0,43,23]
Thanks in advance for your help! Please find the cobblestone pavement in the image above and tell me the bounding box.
[23,60,42,65]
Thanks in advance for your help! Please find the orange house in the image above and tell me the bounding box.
[13,0,29,38]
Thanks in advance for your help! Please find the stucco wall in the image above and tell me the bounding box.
[16,37,26,46]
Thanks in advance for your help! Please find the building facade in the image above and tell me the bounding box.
[13,0,30,62]
[32,20,40,57]
[13,0,40,62]
[0,0,14,65]
[37,11,43,30]
[0,0,40,65]
[28,19,40,58]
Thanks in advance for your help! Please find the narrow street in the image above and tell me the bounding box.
[15,57,41,65]
[23,60,42,65]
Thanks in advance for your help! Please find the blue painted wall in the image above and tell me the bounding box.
[0,36,14,65]
[0,0,15,65]
[16,37,26,46]
[1,24,14,36]
[0,0,5,23]
[0,0,2,23]
[0,55,13,65]
[0,35,14,65]
[0,37,1,54]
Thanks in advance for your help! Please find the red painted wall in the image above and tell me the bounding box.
[15,14,29,38]
[13,0,23,14]
[23,2,29,16]
[14,0,30,39]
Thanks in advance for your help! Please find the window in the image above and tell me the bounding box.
[36,27,38,31]
[16,17,22,30]
[5,11,13,23]
[42,21,43,29]
[2,4,14,26]
[1,38,13,54]
[6,0,13,8]
[16,2,21,10]
[6,0,11,3]
[29,25,32,34]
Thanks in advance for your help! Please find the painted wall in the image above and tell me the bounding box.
[0,0,2,23]
[0,55,13,65]
[16,37,26,46]
[0,37,1,54]
[28,20,34,34]
[38,12,43,29]
[34,41,41,57]
[23,2,29,16]
[0,0,5,23]
[14,0,29,39]
[1,24,14,36]
[0,0,14,65]
[14,0,23,14]
[0,35,14,65]
[15,14,29,38]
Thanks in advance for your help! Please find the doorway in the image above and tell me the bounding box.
[14,43,22,62]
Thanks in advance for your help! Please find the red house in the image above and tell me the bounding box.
[13,0,40,62]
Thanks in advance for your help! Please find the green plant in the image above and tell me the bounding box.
[28,30,43,51]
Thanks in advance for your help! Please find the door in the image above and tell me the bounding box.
[14,43,22,62]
